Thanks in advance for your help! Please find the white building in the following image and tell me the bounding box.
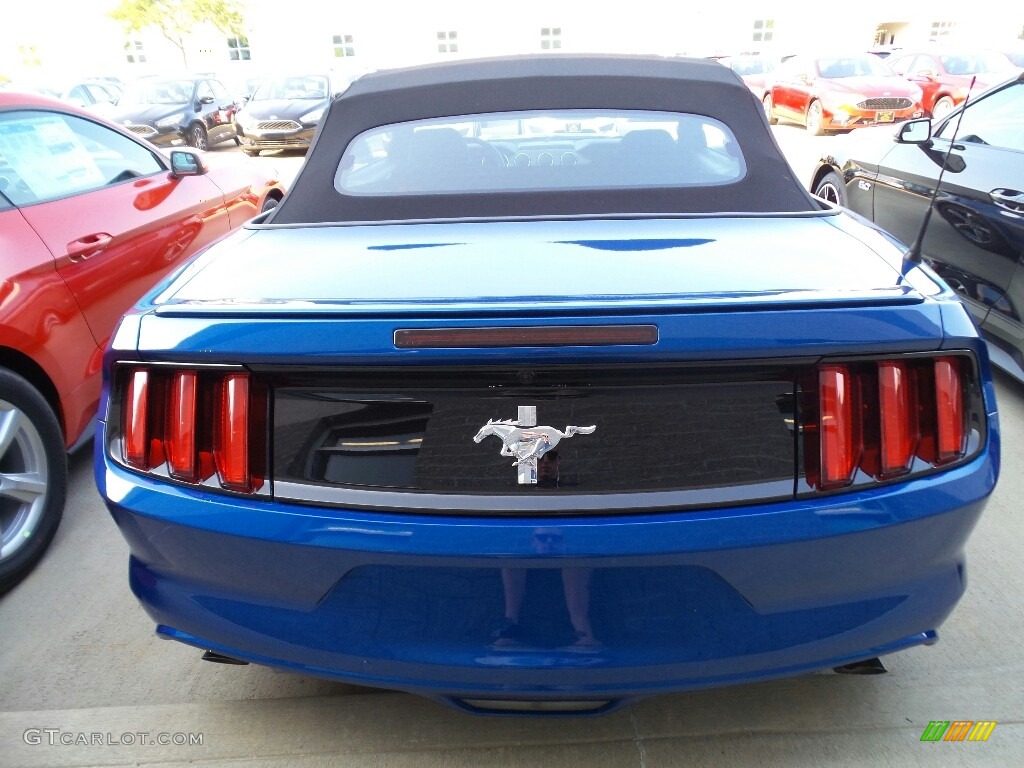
[2,1,1022,85]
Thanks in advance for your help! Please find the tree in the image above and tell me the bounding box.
[110,0,246,69]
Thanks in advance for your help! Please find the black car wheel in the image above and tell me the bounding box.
[188,123,209,151]
[260,196,279,213]
[0,368,67,593]
[806,100,825,136]
[763,94,778,125]
[814,170,847,207]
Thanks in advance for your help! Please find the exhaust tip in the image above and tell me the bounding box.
[201,650,249,665]
[833,657,887,675]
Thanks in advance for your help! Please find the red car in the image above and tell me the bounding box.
[0,92,284,591]
[764,54,923,135]
[886,49,1017,118]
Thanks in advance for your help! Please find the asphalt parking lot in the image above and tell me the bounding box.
[1,129,1022,768]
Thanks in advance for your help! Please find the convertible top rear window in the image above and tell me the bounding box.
[335,110,745,196]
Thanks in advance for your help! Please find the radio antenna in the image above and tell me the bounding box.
[904,76,976,265]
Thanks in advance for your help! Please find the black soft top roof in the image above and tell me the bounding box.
[271,55,818,224]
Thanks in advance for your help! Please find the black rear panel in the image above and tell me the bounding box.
[271,364,798,497]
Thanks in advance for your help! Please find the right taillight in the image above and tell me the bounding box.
[805,355,974,492]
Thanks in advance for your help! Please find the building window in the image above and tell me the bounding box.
[227,36,251,61]
[437,31,458,54]
[930,21,956,41]
[752,19,774,43]
[124,40,146,64]
[18,44,41,67]
[333,34,355,57]
[541,27,562,50]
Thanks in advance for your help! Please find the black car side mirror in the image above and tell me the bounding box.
[169,149,208,177]
[198,95,215,105]
[897,118,932,145]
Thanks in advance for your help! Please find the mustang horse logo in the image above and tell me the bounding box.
[473,406,596,484]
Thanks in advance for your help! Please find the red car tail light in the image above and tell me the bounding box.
[934,357,966,463]
[215,374,254,492]
[118,366,265,494]
[124,370,151,470]
[878,361,916,478]
[806,355,974,492]
[167,371,198,481]
[819,365,859,489]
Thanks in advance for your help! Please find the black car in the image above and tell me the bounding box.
[233,74,341,156]
[810,71,1024,381]
[111,76,239,150]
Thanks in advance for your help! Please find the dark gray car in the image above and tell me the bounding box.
[233,74,341,156]
[111,76,239,150]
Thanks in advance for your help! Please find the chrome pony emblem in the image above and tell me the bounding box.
[473,406,596,484]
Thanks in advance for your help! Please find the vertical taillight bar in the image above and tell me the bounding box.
[878,361,916,477]
[215,373,252,492]
[934,357,965,463]
[819,365,858,488]
[167,371,198,481]
[124,369,150,469]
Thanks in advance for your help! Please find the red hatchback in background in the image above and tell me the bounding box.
[764,53,923,135]
[886,49,1017,118]
[0,92,285,591]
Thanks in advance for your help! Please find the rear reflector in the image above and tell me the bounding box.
[394,325,659,348]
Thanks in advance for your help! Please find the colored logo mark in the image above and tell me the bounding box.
[920,721,997,742]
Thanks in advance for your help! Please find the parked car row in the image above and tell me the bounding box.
[721,47,1019,135]
[0,91,285,591]
[3,70,352,155]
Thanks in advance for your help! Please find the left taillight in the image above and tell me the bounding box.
[802,354,977,492]
[116,366,266,494]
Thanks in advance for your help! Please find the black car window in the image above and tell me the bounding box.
[253,76,330,100]
[0,110,164,206]
[936,81,1023,152]
[121,79,194,105]
[196,81,215,103]
[67,85,90,104]
[210,80,231,103]
[93,83,121,103]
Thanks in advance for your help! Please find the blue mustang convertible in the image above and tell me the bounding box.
[97,55,999,715]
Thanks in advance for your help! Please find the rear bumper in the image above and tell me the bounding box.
[98,418,997,706]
